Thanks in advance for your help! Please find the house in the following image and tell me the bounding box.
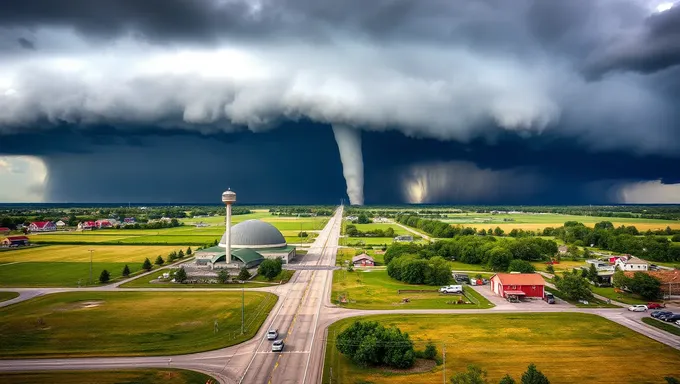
[0,227,10,235]
[558,245,569,254]
[78,221,96,230]
[345,216,358,222]
[352,254,375,267]
[28,221,56,232]
[95,219,113,229]
[394,235,414,242]
[615,256,649,271]
[2,235,29,247]
[490,273,545,299]
[123,217,136,224]
[55,220,67,228]
[609,255,628,264]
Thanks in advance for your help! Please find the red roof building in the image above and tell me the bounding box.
[28,221,56,232]
[0,227,10,235]
[96,220,113,228]
[2,235,29,246]
[490,273,545,299]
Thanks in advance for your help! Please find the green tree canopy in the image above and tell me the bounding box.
[155,255,165,265]
[521,363,550,384]
[122,264,130,277]
[554,271,593,301]
[336,321,415,369]
[142,258,152,271]
[175,267,187,283]
[258,258,283,280]
[629,272,662,300]
[499,374,516,384]
[450,364,488,384]
[237,267,251,281]
[508,259,535,273]
[217,269,230,284]
[99,269,110,284]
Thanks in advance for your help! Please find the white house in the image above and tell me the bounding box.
[55,220,67,228]
[28,221,57,232]
[615,256,649,271]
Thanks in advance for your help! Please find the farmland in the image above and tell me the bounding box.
[0,245,188,287]
[0,370,215,384]
[324,313,680,384]
[0,291,277,358]
[331,269,492,309]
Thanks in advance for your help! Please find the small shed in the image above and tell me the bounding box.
[352,254,375,267]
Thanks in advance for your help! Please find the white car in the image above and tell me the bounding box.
[676,320,680,326]
[628,305,648,312]
[272,340,284,352]
[266,329,278,340]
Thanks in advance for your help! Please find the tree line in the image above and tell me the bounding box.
[345,224,395,238]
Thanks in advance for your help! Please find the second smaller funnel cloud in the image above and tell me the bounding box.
[332,124,364,205]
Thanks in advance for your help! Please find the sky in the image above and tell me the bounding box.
[1,0,679,204]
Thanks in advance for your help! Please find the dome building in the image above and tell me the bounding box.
[194,220,296,270]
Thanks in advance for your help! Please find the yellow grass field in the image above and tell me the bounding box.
[469,222,680,233]
[0,245,188,264]
[325,313,680,384]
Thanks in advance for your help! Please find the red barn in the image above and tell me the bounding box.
[490,273,545,299]
[2,235,29,247]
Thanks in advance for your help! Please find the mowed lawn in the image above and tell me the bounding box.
[0,369,214,384]
[0,292,19,302]
[351,223,411,235]
[332,269,492,309]
[0,291,277,358]
[442,213,680,232]
[0,245,189,287]
[324,313,680,384]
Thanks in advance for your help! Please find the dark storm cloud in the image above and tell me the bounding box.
[16,37,35,50]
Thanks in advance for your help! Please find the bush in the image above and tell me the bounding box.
[217,269,230,284]
[554,271,593,301]
[521,363,550,384]
[450,364,488,384]
[99,269,110,284]
[238,267,252,281]
[258,258,283,280]
[142,258,152,271]
[122,264,130,277]
[508,259,535,274]
[423,341,437,360]
[178,249,184,258]
[336,321,415,369]
[155,255,165,265]
[629,272,662,300]
[545,264,554,275]
[186,247,192,255]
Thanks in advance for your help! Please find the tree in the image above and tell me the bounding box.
[628,272,662,300]
[186,247,192,255]
[499,375,516,384]
[336,321,415,369]
[587,263,598,283]
[99,269,110,283]
[423,341,437,360]
[508,259,535,274]
[493,227,504,236]
[217,269,230,284]
[612,269,629,289]
[347,263,354,272]
[554,271,593,301]
[450,364,488,384]
[167,252,176,262]
[122,264,130,277]
[142,258,152,271]
[155,255,165,265]
[258,258,283,280]
[486,247,513,272]
[357,213,371,224]
[545,264,555,275]
[175,267,187,283]
[178,249,184,258]
[237,267,251,281]
[521,363,549,384]
[664,377,680,384]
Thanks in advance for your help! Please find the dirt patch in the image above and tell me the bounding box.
[177,321,203,327]
[53,300,104,311]
[376,358,437,374]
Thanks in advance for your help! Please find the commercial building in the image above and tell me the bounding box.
[490,273,545,299]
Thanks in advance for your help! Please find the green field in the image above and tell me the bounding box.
[0,292,19,302]
[351,223,411,235]
[324,313,680,384]
[0,369,214,384]
[591,286,648,305]
[0,245,189,287]
[332,269,492,309]
[441,213,680,232]
[120,268,295,288]
[0,291,276,358]
[642,317,680,337]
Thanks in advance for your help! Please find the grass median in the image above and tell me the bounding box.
[642,317,680,337]
[324,313,680,384]
[0,291,277,358]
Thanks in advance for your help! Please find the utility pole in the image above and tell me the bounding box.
[88,249,94,285]
[241,287,245,334]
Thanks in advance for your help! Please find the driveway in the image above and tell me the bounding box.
[468,284,570,311]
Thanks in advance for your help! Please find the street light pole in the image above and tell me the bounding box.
[88,249,94,285]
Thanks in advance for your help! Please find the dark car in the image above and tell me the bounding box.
[658,313,675,321]
[543,292,555,304]
[663,314,680,323]
[454,274,469,283]
[651,310,672,319]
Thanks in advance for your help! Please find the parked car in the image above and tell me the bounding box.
[627,305,648,312]
[647,302,666,309]
[543,292,555,304]
[651,310,672,319]
[676,320,680,326]
[266,329,278,340]
[658,312,675,321]
[453,274,470,283]
[439,285,463,294]
[663,314,680,323]
[272,340,285,352]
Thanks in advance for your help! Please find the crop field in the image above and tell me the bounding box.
[441,213,680,232]
[324,313,680,384]
[332,269,492,309]
[0,245,187,287]
[0,370,214,384]
[0,291,277,358]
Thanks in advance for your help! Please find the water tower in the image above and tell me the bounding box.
[222,189,236,264]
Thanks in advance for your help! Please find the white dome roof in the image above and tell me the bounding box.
[219,219,286,249]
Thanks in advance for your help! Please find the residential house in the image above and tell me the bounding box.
[78,221,96,231]
[352,254,375,267]
[55,220,67,228]
[28,221,56,232]
[490,273,545,299]
[394,235,414,242]
[123,217,136,224]
[615,256,649,271]
[558,245,569,254]
[96,219,113,229]
[0,227,10,235]
[2,235,29,247]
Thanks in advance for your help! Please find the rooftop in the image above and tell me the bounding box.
[492,273,545,286]
[219,219,286,249]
